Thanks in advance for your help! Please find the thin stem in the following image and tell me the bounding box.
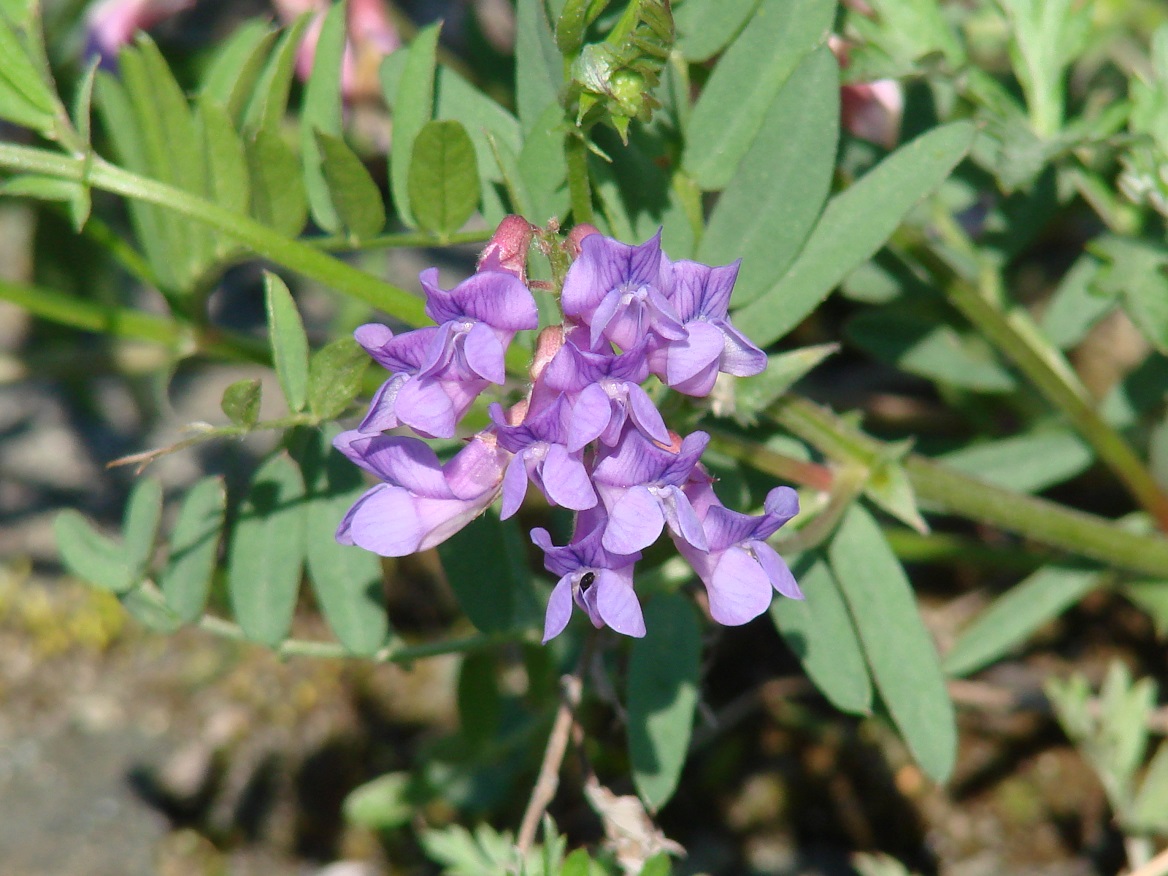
[565,133,594,226]
[516,642,590,856]
[0,278,268,363]
[196,613,500,663]
[0,142,531,373]
[0,143,418,311]
[903,223,1168,532]
[312,228,493,252]
[762,397,1168,579]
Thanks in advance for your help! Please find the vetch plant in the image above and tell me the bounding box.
[335,219,803,640]
[5,0,1168,870]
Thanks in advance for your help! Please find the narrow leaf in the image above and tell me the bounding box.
[937,430,1094,494]
[943,565,1102,677]
[300,428,390,655]
[389,22,441,228]
[197,98,251,218]
[242,12,311,135]
[675,0,761,61]
[199,19,278,120]
[54,511,133,594]
[316,130,387,240]
[1131,741,1168,831]
[308,337,369,420]
[407,119,481,235]
[681,0,836,189]
[628,593,701,811]
[829,505,957,782]
[771,553,873,714]
[264,272,310,413]
[227,453,306,646]
[700,44,839,307]
[300,0,348,232]
[245,126,308,236]
[122,477,163,583]
[160,477,226,623]
[515,0,563,133]
[734,122,976,347]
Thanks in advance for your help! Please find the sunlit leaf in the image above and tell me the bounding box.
[54,511,133,594]
[264,272,310,414]
[317,130,387,240]
[388,22,440,228]
[160,477,226,624]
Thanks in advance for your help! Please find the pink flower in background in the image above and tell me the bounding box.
[830,34,904,150]
[85,0,195,62]
[273,0,400,101]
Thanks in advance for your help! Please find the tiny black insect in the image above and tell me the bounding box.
[579,571,596,592]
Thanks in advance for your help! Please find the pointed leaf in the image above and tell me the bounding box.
[518,102,570,225]
[735,122,976,347]
[160,477,226,624]
[772,553,874,715]
[388,22,441,228]
[300,428,390,655]
[54,511,133,594]
[681,0,836,189]
[300,0,348,231]
[408,119,482,235]
[1131,740,1168,831]
[699,44,838,304]
[264,272,310,413]
[829,505,956,782]
[242,12,311,135]
[197,98,251,218]
[316,130,387,240]
[199,19,278,120]
[227,453,306,646]
[944,565,1102,677]
[515,0,563,133]
[628,593,701,811]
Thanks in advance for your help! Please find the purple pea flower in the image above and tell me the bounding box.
[652,259,767,397]
[674,485,803,625]
[489,396,598,519]
[419,268,539,386]
[355,324,487,438]
[533,517,645,642]
[592,426,710,554]
[561,230,686,351]
[333,430,507,556]
[541,336,670,451]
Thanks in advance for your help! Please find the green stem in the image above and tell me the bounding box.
[0,142,531,372]
[313,228,493,252]
[0,142,424,320]
[0,278,268,363]
[197,614,502,662]
[565,132,594,226]
[761,397,1168,579]
[913,240,1168,532]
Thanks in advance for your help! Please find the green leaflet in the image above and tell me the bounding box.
[699,43,839,307]
[734,121,976,348]
[160,477,227,624]
[299,428,390,655]
[829,505,957,783]
[264,272,310,414]
[317,130,387,240]
[944,565,1102,677]
[227,453,307,647]
[389,23,441,228]
[407,119,481,236]
[300,0,347,232]
[681,0,835,190]
[627,594,701,811]
[771,553,873,715]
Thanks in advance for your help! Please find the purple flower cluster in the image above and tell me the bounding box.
[335,218,802,641]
